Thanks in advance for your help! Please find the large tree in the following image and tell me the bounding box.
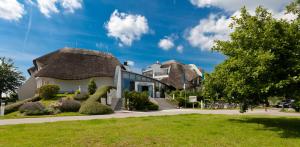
[204,1,300,112]
[0,57,25,99]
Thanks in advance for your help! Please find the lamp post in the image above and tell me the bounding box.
[0,99,5,116]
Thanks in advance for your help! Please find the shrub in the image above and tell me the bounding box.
[292,101,300,112]
[4,96,41,114]
[147,103,159,111]
[19,102,49,115]
[73,92,89,101]
[88,86,114,102]
[125,91,159,111]
[88,79,97,95]
[79,101,113,115]
[59,99,81,112]
[38,85,60,99]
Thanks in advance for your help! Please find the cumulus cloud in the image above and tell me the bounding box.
[189,0,292,13]
[105,10,149,47]
[60,0,82,13]
[158,36,175,51]
[37,0,82,17]
[187,15,232,50]
[187,0,295,50]
[176,45,184,53]
[0,0,25,21]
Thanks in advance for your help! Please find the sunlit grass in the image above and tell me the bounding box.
[0,114,300,146]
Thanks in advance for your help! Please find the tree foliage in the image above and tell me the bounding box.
[203,2,300,112]
[0,57,25,99]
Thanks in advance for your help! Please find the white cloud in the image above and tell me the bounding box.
[0,0,25,21]
[37,0,82,17]
[187,0,295,51]
[105,10,149,47]
[176,45,184,53]
[189,0,292,13]
[158,36,175,51]
[37,0,59,17]
[187,14,232,50]
[60,0,82,13]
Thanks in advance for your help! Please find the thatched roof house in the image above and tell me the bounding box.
[18,48,122,99]
[142,60,202,89]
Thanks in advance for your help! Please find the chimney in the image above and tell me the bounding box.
[124,61,128,66]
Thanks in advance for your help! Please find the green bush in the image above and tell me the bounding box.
[147,103,159,111]
[59,99,81,112]
[292,101,300,112]
[19,102,49,115]
[125,91,159,111]
[79,101,113,115]
[88,79,97,95]
[4,96,41,114]
[73,92,89,101]
[88,86,114,102]
[38,85,60,99]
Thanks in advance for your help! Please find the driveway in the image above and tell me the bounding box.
[0,109,299,126]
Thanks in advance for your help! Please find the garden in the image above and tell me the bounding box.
[2,80,115,119]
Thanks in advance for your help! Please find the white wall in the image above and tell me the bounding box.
[36,77,114,93]
[18,76,37,100]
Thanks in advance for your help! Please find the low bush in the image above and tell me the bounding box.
[59,99,81,112]
[19,102,49,115]
[79,101,113,115]
[73,92,89,101]
[147,103,159,111]
[38,85,60,99]
[125,91,159,111]
[292,101,300,112]
[4,96,41,114]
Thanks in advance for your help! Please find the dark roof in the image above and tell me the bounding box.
[32,48,121,80]
[160,61,200,89]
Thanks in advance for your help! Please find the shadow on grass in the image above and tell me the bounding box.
[229,117,300,138]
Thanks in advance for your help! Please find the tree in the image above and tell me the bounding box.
[204,2,300,112]
[88,79,97,95]
[0,57,25,99]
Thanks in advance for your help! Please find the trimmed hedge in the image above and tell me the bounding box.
[19,102,49,115]
[73,92,89,101]
[79,86,114,115]
[79,101,113,115]
[4,96,41,114]
[59,99,81,112]
[38,84,60,99]
[88,86,114,102]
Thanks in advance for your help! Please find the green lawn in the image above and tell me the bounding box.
[0,114,300,146]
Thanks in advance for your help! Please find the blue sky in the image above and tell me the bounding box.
[0,0,293,78]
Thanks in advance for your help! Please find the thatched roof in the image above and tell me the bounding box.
[31,48,121,80]
[160,61,200,89]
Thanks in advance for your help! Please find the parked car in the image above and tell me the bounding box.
[276,99,295,108]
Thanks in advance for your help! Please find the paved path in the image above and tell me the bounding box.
[0,109,300,126]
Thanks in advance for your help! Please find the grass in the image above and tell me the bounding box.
[0,111,84,119]
[0,114,300,146]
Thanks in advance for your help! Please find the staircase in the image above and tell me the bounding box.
[149,98,177,110]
